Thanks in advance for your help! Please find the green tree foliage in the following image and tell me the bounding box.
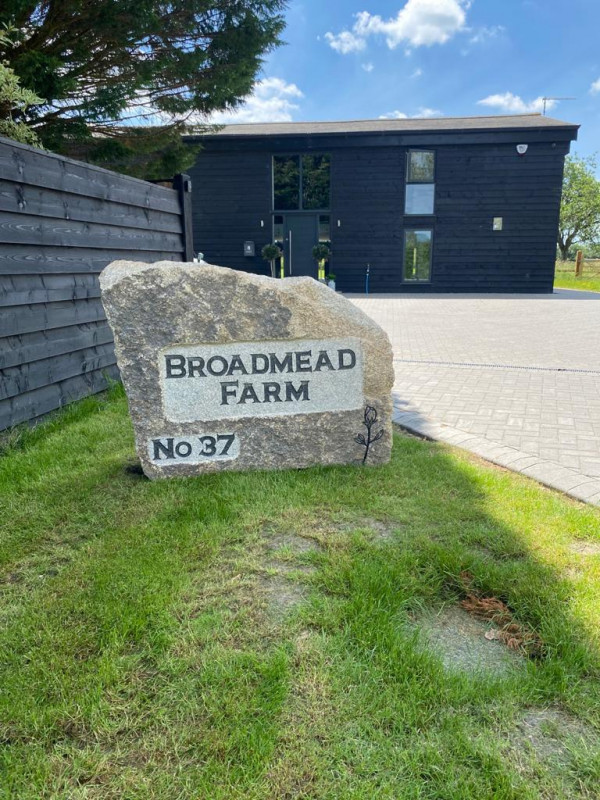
[0,30,43,146]
[558,154,600,260]
[0,1,286,177]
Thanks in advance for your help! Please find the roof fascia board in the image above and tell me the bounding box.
[185,128,578,151]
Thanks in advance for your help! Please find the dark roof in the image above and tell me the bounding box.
[188,114,578,140]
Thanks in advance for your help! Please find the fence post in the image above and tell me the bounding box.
[575,250,584,277]
[174,173,194,262]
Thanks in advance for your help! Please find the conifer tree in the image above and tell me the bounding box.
[0,1,286,176]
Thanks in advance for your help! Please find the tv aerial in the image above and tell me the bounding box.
[541,96,575,115]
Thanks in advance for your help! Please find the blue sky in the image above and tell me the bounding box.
[211,0,599,163]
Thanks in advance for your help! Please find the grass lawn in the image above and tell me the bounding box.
[554,261,600,293]
[1,385,600,799]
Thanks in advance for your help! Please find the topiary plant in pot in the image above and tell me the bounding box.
[312,243,331,282]
[261,243,283,279]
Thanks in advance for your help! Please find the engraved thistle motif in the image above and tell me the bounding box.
[354,405,384,464]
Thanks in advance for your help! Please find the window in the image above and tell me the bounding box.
[273,154,330,210]
[407,151,434,182]
[302,155,331,209]
[273,156,300,210]
[318,214,330,243]
[404,230,432,282]
[405,184,435,215]
[405,150,435,215]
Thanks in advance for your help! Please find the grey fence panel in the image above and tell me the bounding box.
[0,136,193,430]
[0,323,115,370]
[0,366,121,431]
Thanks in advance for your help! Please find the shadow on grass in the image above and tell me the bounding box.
[0,390,599,798]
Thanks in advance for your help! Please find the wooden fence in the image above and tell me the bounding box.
[0,136,193,431]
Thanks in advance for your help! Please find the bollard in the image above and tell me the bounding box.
[575,250,584,277]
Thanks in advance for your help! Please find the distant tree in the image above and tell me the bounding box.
[0,30,43,146]
[558,154,600,260]
[579,241,600,259]
[0,1,286,177]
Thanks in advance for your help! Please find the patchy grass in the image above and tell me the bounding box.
[555,261,600,292]
[1,385,600,798]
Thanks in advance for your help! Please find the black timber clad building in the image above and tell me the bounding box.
[186,114,579,293]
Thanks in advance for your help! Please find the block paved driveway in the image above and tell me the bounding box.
[349,290,600,506]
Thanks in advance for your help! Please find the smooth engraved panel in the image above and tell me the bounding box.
[159,338,364,422]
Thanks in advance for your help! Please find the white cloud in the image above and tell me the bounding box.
[468,24,505,45]
[355,0,467,47]
[411,67,423,78]
[324,30,366,54]
[415,106,442,117]
[119,77,303,127]
[362,62,375,72]
[590,77,600,95]
[379,110,409,119]
[326,0,468,54]
[477,92,554,114]
[379,106,442,119]
[208,78,303,124]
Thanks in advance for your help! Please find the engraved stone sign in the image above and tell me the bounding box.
[160,339,363,421]
[100,261,394,479]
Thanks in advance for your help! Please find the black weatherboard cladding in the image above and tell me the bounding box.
[0,136,192,430]
[190,150,272,277]
[186,114,578,293]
